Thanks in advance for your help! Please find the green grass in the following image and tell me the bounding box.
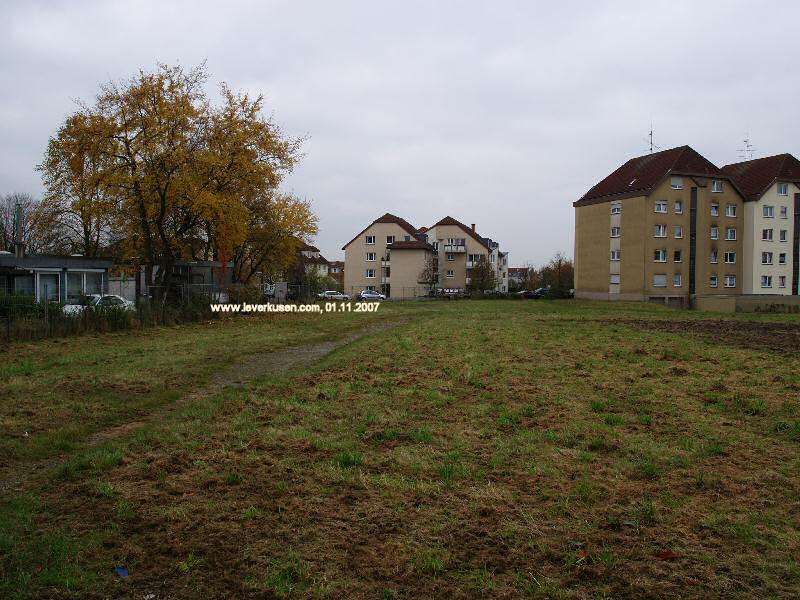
[1,299,799,598]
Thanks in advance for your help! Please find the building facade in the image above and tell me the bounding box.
[574,146,745,306]
[722,154,800,295]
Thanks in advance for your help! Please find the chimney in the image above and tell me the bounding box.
[471,223,476,232]
[13,202,25,258]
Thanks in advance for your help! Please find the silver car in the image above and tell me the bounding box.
[63,294,136,315]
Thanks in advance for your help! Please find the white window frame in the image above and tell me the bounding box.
[654,224,667,238]
[671,176,683,190]
[712,180,724,193]
[365,268,376,278]
[710,251,719,264]
[726,204,737,217]
[779,230,788,242]
[761,252,773,265]
[366,252,376,262]
[365,235,376,245]
[710,226,719,240]
[653,274,667,288]
[762,228,774,241]
[779,253,787,265]
[710,274,718,288]
[724,251,736,264]
[674,200,683,214]
[610,226,621,238]
[724,275,737,288]
[673,249,683,263]
[610,204,621,215]
[711,203,719,217]
[674,225,683,239]
[780,206,788,219]
[447,253,455,261]
[761,275,773,288]
[386,235,395,244]
[779,276,787,288]
[446,269,454,279]
[673,273,682,287]
[763,205,774,218]
[654,248,667,263]
[778,182,789,196]
[610,250,620,261]
[655,200,668,214]
[610,274,621,285]
[725,227,736,241]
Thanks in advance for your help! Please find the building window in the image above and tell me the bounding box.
[366,252,376,261]
[674,249,683,263]
[710,250,718,264]
[674,273,682,287]
[675,200,683,214]
[671,176,683,190]
[778,182,789,195]
[726,204,737,217]
[710,226,719,240]
[654,224,667,238]
[763,205,774,218]
[762,252,773,265]
[780,229,788,242]
[712,180,724,193]
[386,235,395,244]
[366,235,376,245]
[779,275,787,288]
[610,226,621,238]
[655,200,668,213]
[654,248,667,262]
[725,227,736,241]
[780,206,788,218]
[724,275,737,288]
[725,251,737,264]
[779,252,787,265]
[446,270,454,278]
[761,275,773,288]
[674,225,683,239]
[710,274,718,288]
[610,274,621,285]
[366,269,376,278]
[711,203,719,217]
[447,253,455,261]
[365,286,375,291]
[611,203,621,214]
[610,250,620,261]
[653,274,667,287]
[762,228,774,241]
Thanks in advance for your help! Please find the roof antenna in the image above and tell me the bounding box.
[645,123,661,153]
[737,134,756,160]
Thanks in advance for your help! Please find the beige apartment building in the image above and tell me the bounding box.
[574,146,745,307]
[342,213,506,298]
[722,154,800,295]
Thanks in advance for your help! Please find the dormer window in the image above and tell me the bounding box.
[778,182,789,195]
[671,176,683,190]
[712,180,724,193]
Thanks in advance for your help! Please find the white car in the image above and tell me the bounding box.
[316,290,350,301]
[357,290,386,300]
[63,294,136,315]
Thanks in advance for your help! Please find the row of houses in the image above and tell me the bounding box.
[341,213,508,299]
[574,146,800,308]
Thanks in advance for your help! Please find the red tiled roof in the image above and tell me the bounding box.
[387,240,434,250]
[429,216,490,249]
[342,213,418,250]
[575,145,731,206]
[721,154,800,201]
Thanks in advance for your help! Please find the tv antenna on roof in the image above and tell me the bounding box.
[645,124,661,153]
[737,135,756,160]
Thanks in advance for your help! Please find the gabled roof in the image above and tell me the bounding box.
[574,145,731,206]
[721,154,800,201]
[299,241,320,252]
[429,216,490,249]
[342,213,418,250]
[387,240,434,251]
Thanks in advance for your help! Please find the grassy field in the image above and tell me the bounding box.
[1,300,799,599]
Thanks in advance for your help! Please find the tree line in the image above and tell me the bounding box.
[3,63,317,290]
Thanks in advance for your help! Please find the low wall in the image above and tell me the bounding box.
[735,295,800,313]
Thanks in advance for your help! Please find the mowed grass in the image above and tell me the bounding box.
[1,299,800,599]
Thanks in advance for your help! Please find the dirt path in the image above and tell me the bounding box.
[0,319,404,494]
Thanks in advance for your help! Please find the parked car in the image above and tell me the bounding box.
[63,294,136,315]
[316,290,350,301]
[357,290,386,301]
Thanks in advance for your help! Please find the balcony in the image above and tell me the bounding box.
[443,244,466,253]
[381,258,390,266]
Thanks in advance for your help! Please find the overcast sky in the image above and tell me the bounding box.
[2,1,798,265]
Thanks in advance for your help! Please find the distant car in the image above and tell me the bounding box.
[317,290,350,301]
[357,290,386,301]
[63,294,135,315]
[520,290,541,299]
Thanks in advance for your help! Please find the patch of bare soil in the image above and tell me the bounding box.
[615,318,800,353]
